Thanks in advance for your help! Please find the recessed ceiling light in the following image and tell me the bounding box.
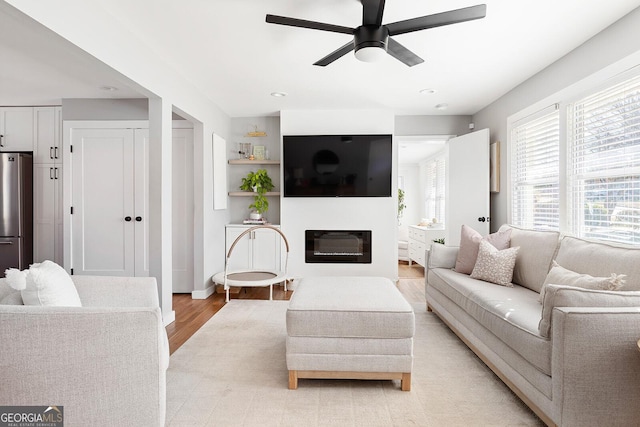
[271,92,287,97]
[435,103,449,110]
[419,88,437,95]
[100,85,118,91]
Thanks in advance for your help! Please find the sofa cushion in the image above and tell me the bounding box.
[429,267,551,375]
[499,225,560,292]
[539,284,640,337]
[428,243,459,269]
[470,240,519,286]
[555,236,640,290]
[539,261,626,303]
[455,225,512,274]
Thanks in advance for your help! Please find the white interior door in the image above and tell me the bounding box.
[172,128,194,293]
[445,128,491,246]
[71,128,135,276]
[134,129,150,277]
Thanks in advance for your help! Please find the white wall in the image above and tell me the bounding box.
[280,110,397,280]
[473,6,640,231]
[8,1,232,313]
[395,115,472,136]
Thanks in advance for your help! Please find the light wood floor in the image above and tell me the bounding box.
[166,262,425,355]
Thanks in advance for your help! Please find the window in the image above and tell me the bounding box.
[568,74,640,244]
[510,106,560,230]
[424,155,446,224]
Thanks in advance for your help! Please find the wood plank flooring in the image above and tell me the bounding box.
[166,263,425,355]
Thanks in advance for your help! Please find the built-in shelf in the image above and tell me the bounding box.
[228,191,280,197]
[228,159,280,165]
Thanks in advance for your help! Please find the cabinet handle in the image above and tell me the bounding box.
[54,146,59,159]
[54,167,59,180]
[124,216,132,222]
[0,241,13,245]
[49,167,54,180]
[50,147,54,159]
[135,216,142,222]
[0,134,3,147]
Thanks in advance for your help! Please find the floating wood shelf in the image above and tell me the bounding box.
[228,159,280,165]
[228,191,280,197]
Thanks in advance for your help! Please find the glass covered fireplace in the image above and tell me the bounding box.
[305,230,372,263]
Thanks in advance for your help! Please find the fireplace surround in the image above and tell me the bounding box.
[305,230,372,263]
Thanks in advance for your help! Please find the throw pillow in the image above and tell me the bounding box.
[19,261,82,307]
[539,284,640,338]
[538,261,626,303]
[470,240,519,286]
[455,225,512,274]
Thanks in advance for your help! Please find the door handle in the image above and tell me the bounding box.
[135,216,142,222]
[478,217,486,222]
[0,241,13,245]
[124,216,132,222]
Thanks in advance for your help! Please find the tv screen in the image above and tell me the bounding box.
[283,134,392,197]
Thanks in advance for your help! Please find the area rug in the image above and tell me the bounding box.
[166,300,543,426]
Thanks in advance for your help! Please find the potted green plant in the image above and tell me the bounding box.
[240,169,274,219]
[398,188,406,223]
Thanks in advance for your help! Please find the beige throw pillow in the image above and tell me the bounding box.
[470,240,519,286]
[538,261,626,303]
[455,225,512,274]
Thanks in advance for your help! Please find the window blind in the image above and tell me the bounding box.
[568,73,640,244]
[425,155,446,223]
[511,107,560,230]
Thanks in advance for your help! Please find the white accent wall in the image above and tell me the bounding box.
[280,110,397,280]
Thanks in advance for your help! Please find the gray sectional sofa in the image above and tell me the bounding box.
[425,225,640,427]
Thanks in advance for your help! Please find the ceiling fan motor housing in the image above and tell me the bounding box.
[354,25,389,52]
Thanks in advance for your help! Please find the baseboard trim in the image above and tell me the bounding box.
[191,285,215,300]
[163,310,176,326]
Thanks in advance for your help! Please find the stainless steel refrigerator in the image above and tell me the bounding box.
[0,152,33,273]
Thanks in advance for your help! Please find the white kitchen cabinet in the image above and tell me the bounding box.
[225,224,281,272]
[0,107,34,152]
[33,107,62,164]
[33,164,63,264]
[408,225,445,267]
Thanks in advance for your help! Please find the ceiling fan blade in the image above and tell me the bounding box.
[314,41,355,66]
[387,38,424,67]
[362,0,386,26]
[386,4,486,36]
[266,14,354,35]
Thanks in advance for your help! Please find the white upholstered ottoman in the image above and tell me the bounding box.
[286,276,415,391]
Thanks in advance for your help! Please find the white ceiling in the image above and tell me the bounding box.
[1,0,639,117]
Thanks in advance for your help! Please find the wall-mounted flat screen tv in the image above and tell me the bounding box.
[283,134,392,197]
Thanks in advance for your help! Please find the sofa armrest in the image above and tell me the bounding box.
[551,307,640,426]
[0,305,168,426]
[72,275,159,308]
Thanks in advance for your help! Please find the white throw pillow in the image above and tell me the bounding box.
[470,240,519,287]
[538,261,626,303]
[19,261,81,307]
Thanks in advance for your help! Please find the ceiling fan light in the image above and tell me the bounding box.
[355,46,386,62]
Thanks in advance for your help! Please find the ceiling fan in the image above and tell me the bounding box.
[266,0,486,67]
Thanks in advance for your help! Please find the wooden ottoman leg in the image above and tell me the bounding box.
[401,373,411,391]
[289,370,298,390]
